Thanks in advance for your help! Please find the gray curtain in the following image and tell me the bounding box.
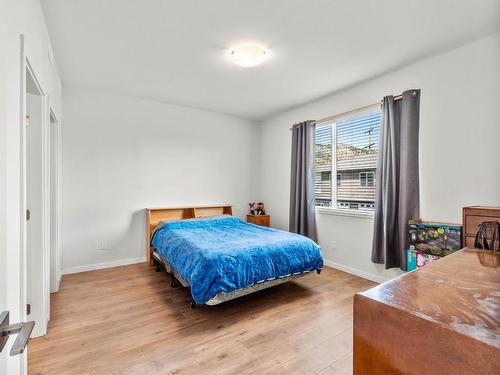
[290,120,318,242]
[372,89,420,270]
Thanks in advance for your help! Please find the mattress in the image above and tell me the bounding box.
[151,216,323,304]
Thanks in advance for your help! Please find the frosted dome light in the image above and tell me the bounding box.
[229,44,267,68]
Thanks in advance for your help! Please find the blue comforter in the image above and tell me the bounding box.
[151,216,323,304]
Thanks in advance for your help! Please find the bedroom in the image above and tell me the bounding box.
[0,0,499,374]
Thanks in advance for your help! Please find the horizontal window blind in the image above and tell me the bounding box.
[314,125,333,207]
[314,110,381,210]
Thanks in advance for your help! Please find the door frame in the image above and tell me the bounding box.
[48,107,62,294]
[21,50,51,337]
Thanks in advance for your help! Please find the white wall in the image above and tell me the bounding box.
[61,86,259,273]
[0,0,62,373]
[258,33,500,282]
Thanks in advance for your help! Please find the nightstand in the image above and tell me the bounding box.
[247,214,270,227]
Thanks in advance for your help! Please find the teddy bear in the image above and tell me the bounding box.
[249,202,266,215]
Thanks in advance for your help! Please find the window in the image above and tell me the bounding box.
[360,171,375,187]
[314,107,381,211]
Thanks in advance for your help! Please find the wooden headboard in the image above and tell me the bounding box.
[145,205,233,264]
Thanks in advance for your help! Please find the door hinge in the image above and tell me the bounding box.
[26,304,31,315]
[25,115,30,126]
[26,209,31,221]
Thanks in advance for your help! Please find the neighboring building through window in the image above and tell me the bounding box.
[314,107,381,211]
[360,171,375,187]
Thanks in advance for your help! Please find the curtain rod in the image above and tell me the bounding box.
[289,94,404,130]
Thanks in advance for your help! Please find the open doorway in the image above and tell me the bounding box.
[25,65,49,337]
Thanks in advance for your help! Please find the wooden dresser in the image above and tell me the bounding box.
[247,214,270,227]
[463,206,500,248]
[354,248,500,375]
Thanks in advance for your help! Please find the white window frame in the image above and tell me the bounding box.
[321,171,331,182]
[315,103,381,219]
[360,171,375,187]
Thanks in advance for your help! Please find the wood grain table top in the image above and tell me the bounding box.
[359,248,500,349]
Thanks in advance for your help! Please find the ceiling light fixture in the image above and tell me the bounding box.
[229,44,267,68]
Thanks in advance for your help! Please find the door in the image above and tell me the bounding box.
[1,33,57,375]
[25,65,48,338]
[0,36,30,375]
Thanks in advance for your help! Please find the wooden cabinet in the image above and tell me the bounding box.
[247,214,270,227]
[354,249,500,375]
[463,206,500,249]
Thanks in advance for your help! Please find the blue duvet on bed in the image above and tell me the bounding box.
[151,216,323,304]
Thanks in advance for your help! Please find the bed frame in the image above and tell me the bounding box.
[146,205,233,265]
[146,205,312,308]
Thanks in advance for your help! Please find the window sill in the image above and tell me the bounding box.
[315,206,375,219]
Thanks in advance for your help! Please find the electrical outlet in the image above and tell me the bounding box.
[99,240,109,250]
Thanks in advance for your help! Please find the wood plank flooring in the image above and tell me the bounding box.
[28,263,375,375]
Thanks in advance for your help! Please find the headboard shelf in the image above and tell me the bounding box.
[146,205,233,264]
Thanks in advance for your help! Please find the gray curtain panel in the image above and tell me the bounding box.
[372,89,420,270]
[289,120,318,242]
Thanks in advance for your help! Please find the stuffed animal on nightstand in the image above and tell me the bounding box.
[249,202,266,215]
[255,202,266,215]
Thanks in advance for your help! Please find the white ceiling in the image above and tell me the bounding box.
[41,0,500,121]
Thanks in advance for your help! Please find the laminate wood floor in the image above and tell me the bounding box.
[29,263,375,375]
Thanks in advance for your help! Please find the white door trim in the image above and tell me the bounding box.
[18,33,27,375]
[48,106,62,294]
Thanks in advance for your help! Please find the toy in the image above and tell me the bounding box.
[407,248,441,271]
[248,202,266,215]
[408,221,462,257]
[416,251,440,267]
[406,249,417,271]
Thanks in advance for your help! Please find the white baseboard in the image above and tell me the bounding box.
[62,256,147,275]
[61,256,390,283]
[50,271,62,293]
[323,260,390,284]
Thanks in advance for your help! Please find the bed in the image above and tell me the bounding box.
[146,205,323,307]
